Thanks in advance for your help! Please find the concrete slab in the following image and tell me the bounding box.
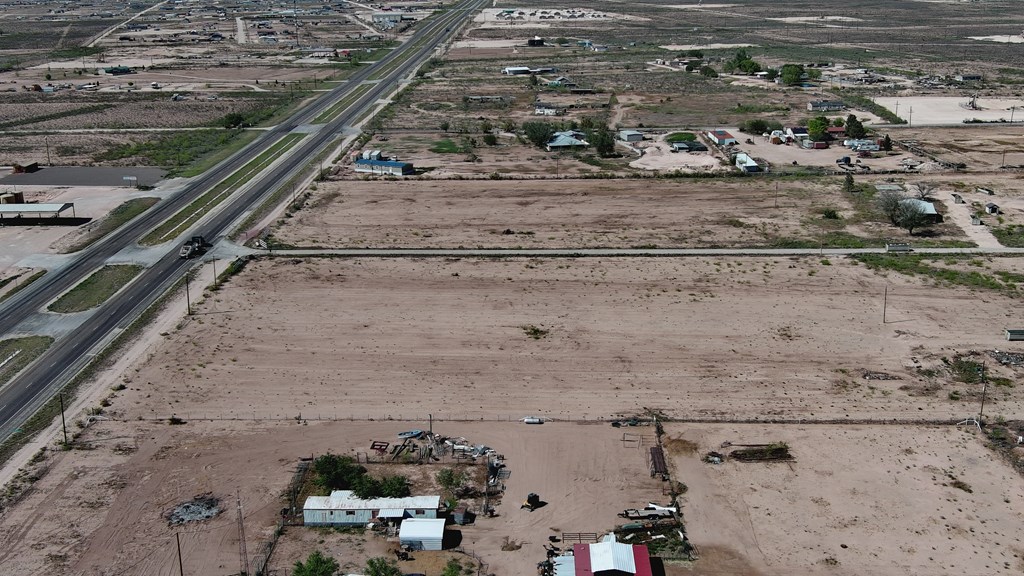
[0,167,166,187]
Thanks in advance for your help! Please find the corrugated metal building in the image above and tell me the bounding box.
[303,490,441,526]
[353,158,415,176]
[558,536,653,576]
[398,518,446,551]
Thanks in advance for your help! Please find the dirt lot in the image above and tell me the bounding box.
[1,256,1024,576]
[0,184,164,274]
[874,97,1024,127]
[274,176,980,249]
[667,422,1024,576]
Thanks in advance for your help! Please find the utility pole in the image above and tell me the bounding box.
[236,493,249,576]
[774,182,779,208]
[882,284,888,324]
[185,272,192,316]
[211,259,217,288]
[59,393,68,446]
[176,532,185,576]
[45,136,52,166]
[978,362,988,425]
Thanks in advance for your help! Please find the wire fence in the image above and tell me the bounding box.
[123,413,964,427]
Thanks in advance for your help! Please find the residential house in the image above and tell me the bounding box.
[303,490,441,526]
[900,198,942,223]
[547,130,589,151]
[807,100,845,112]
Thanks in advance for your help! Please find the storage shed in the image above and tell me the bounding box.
[399,518,446,551]
[707,130,737,146]
[618,130,644,143]
[303,490,441,526]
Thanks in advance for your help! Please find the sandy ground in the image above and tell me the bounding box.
[627,138,727,172]
[274,176,981,249]
[1,256,1024,576]
[874,97,1024,126]
[111,257,1024,424]
[275,178,823,248]
[668,423,1024,576]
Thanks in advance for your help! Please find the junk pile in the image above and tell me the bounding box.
[166,494,221,525]
[990,349,1024,367]
[704,442,793,463]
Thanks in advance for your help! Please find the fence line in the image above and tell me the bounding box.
[122,413,964,427]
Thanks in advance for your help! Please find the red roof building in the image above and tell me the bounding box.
[570,540,653,576]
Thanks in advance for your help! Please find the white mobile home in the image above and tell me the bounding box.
[303,490,441,526]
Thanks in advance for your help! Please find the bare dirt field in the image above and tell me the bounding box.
[667,422,1024,576]
[111,257,1024,424]
[273,176,978,249]
[874,97,1024,127]
[1,255,1024,576]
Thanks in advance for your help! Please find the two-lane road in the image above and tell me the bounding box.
[0,0,486,441]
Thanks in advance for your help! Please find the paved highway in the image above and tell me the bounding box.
[0,0,486,441]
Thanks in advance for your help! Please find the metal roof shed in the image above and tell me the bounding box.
[0,203,75,218]
[399,518,446,551]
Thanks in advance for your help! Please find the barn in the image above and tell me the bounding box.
[398,518,447,551]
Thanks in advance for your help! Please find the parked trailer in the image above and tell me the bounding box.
[618,508,674,520]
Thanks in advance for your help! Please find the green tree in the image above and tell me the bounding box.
[529,73,538,86]
[741,119,768,134]
[699,66,718,78]
[764,68,778,81]
[589,124,615,157]
[365,557,403,576]
[522,121,556,148]
[436,468,468,493]
[501,119,517,133]
[352,475,382,499]
[895,200,931,235]
[294,551,339,576]
[832,117,845,127]
[843,173,855,193]
[779,64,805,86]
[483,133,498,146]
[440,120,450,133]
[221,112,246,127]
[479,119,493,134]
[807,116,830,141]
[881,134,893,151]
[379,475,410,498]
[313,455,367,491]
[845,114,866,139]
[686,49,703,58]
[877,189,905,226]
